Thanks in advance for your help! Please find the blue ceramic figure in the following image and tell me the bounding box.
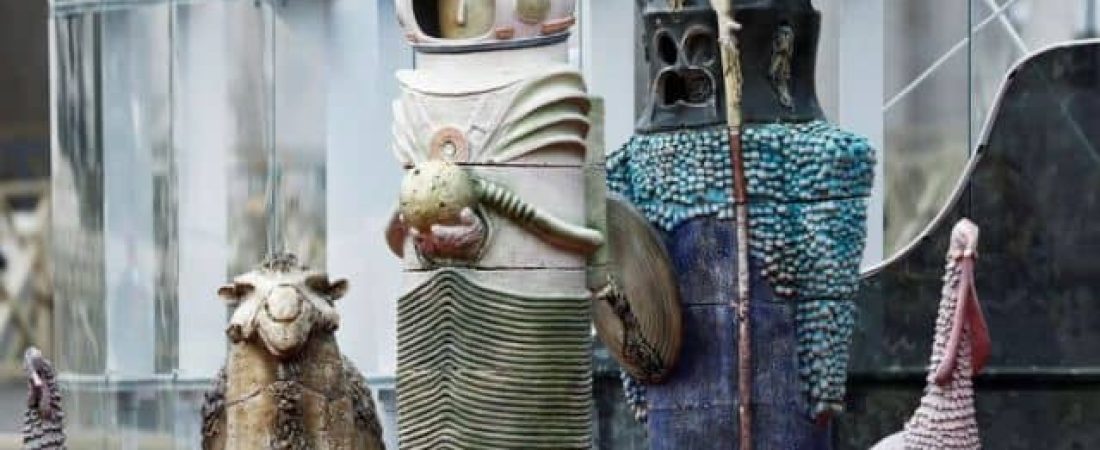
[607,1,875,448]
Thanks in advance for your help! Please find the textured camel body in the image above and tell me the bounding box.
[202,254,385,450]
[873,219,991,450]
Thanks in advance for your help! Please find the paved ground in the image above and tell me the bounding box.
[0,381,22,433]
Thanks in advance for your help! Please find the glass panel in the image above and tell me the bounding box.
[326,0,408,381]
[325,2,411,446]
[99,3,171,381]
[877,0,1093,259]
[53,10,106,378]
[272,2,327,269]
[881,0,971,256]
[223,4,276,277]
[969,0,1090,146]
[52,5,183,445]
[50,0,331,447]
[882,51,971,254]
[171,0,268,380]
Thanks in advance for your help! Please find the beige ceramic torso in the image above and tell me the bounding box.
[223,335,382,450]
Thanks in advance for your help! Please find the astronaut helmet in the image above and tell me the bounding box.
[396,0,578,54]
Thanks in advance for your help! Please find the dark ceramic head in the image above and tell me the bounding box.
[637,0,824,129]
[637,0,726,132]
[733,0,825,122]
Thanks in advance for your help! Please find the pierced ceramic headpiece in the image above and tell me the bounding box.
[637,0,725,131]
[396,0,577,53]
[637,0,827,126]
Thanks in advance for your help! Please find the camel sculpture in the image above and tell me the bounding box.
[873,219,991,449]
[202,253,385,450]
[22,347,65,450]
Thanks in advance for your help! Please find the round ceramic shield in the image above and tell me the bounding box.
[593,196,682,383]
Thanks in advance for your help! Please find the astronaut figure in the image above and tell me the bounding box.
[387,1,601,448]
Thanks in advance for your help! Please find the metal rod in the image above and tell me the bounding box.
[711,0,752,448]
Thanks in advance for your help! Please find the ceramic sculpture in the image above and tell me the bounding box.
[201,254,385,450]
[386,2,602,448]
[872,219,990,450]
[607,0,875,448]
[22,347,65,450]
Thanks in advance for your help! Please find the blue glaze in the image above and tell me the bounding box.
[607,121,875,421]
[644,218,829,449]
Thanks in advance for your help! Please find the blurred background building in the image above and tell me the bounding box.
[0,0,1096,448]
[0,0,50,437]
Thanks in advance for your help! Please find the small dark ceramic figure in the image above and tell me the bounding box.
[22,347,65,450]
[637,0,727,131]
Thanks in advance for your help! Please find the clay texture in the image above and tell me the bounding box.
[873,219,990,450]
[202,254,384,450]
[389,5,597,446]
[22,347,65,450]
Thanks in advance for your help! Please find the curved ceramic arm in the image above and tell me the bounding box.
[475,178,605,254]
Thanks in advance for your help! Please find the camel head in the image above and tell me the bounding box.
[217,254,348,360]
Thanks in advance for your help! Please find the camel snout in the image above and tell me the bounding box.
[267,287,303,322]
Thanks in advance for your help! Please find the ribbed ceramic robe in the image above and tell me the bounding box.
[391,41,595,449]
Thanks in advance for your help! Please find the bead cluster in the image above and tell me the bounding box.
[747,200,868,298]
[607,120,876,418]
[620,369,649,424]
[607,127,735,231]
[796,299,858,417]
[742,122,875,203]
[902,223,982,449]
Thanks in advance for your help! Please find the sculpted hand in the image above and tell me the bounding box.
[407,207,487,261]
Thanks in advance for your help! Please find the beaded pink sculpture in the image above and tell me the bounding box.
[874,218,991,450]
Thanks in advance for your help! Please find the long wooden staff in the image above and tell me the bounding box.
[710,1,752,448]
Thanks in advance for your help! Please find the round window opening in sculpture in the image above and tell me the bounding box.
[656,30,679,65]
[683,27,715,66]
[412,0,497,39]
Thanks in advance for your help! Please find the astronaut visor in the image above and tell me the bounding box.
[411,0,497,40]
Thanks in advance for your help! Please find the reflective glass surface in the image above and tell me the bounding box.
[51,1,329,446]
[878,0,1096,262]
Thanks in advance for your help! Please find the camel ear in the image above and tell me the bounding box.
[218,282,254,305]
[329,279,349,301]
[305,274,349,301]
